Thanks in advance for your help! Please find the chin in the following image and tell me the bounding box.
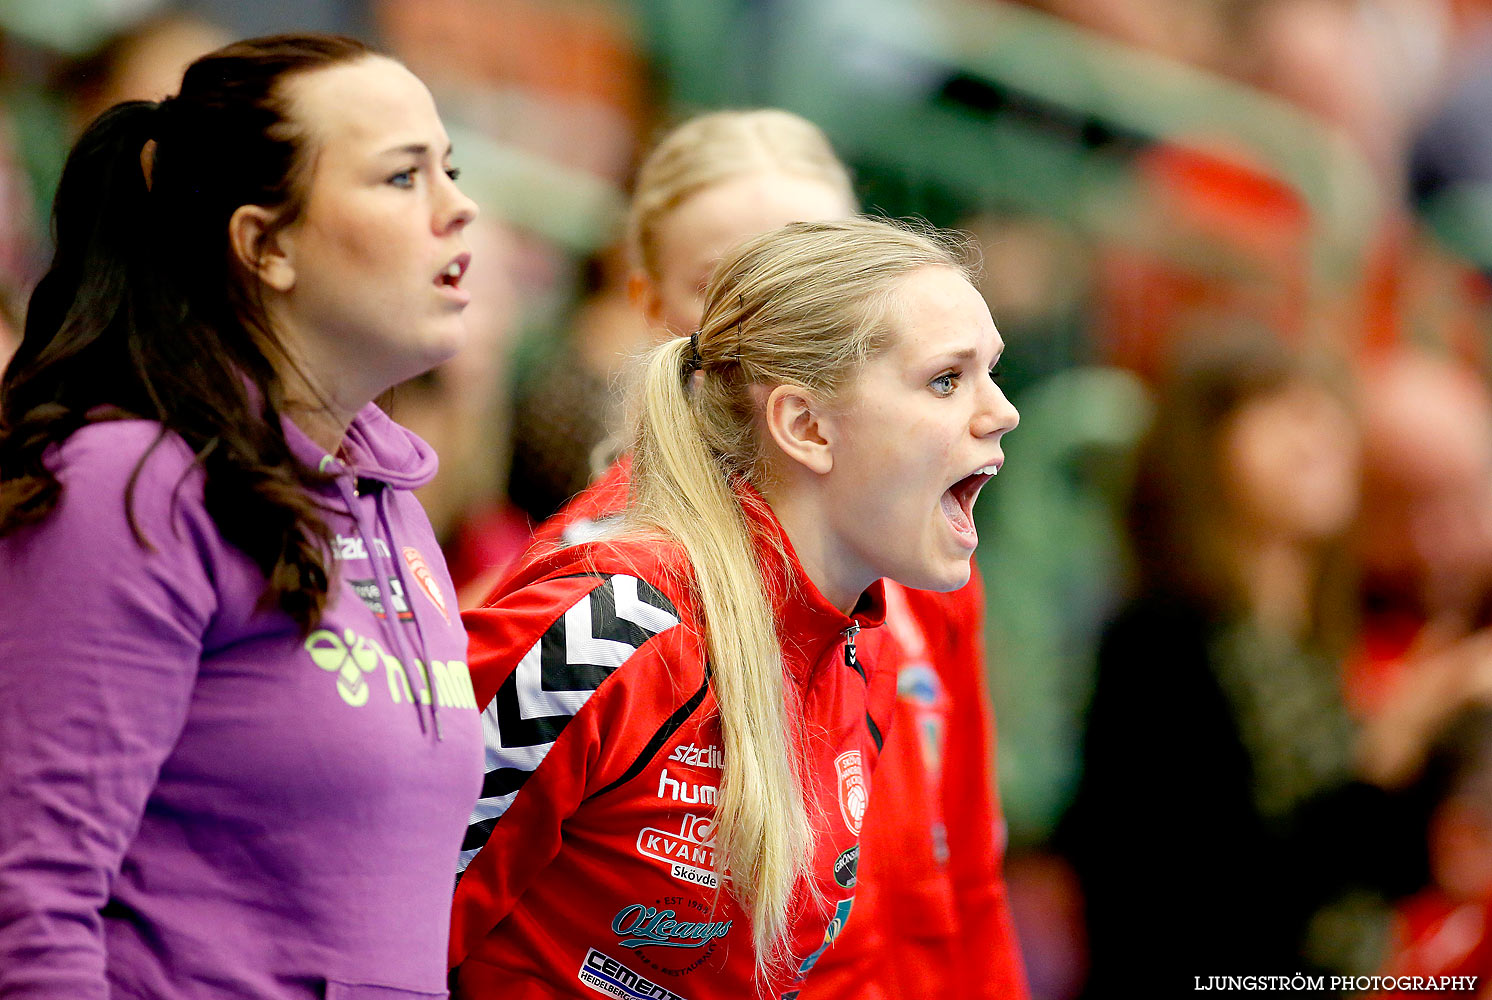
[411,325,468,372]
[888,555,972,595]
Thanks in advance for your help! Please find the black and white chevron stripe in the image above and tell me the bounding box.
[459,574,680,872]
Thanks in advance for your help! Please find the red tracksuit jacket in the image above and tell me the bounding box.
[452,491,895,998]
[523,459,1031,999]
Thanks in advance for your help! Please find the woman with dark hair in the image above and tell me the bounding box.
[0,34,484,997]
[1062,335,1432,991]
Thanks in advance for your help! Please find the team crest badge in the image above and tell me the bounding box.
[402,546,450,623]
[835,750,866,834]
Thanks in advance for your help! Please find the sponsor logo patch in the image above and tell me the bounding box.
[899,663,950,779]
[402,546,450,623]
[333,534,390,561]
[833,844,859,889]
[666,742,723,770]
[578,948,691,1000]
[637,814,720,889]
[303,627,477,710]
[835,751,866,835]
[795,897,854,977]
[657,768,717,805]
[611,896,730,978]
[349,577,413,621]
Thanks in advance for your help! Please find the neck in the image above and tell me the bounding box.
[1227,526,1316,638]
[263,320,376,456]
[282,398,356,456]
[763,483,868,615]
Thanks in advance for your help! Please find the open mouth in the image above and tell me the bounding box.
[437,254,470,289]
[940,464,1000,541]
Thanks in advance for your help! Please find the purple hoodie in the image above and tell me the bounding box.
[0,405,483,998]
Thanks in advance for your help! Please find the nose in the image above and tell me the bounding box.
[973,379,1019,439]
[436,173,479,233]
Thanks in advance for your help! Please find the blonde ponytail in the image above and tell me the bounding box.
[630,337,811,972]
[622,218,977,975]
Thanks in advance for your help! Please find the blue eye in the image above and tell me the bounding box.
[931,372,959,396]
[389,168,416,188]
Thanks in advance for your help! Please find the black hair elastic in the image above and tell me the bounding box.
[683,331,703,376]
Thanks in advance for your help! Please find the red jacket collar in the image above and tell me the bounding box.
[503,480,885,680]
[736,483,886,682]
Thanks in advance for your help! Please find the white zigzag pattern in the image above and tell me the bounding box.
[612,575,682,634]
[462,576,680,872]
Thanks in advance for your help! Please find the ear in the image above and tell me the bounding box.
[228,204,296,293]
[628,270,665,330]
[763,383,834,476]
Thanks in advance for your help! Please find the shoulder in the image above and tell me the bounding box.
[464,543,699,707]
[51,419,200,490]
[3,419,220,633]
[38,420,207,541]
[486,530,693,620]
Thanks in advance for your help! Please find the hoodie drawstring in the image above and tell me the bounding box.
[373,483,442,741]
[328,465,440,739]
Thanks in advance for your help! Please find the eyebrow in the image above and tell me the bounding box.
[379,142,455,159]
[926,346,1002,366]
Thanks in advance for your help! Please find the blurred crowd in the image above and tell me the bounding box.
[6,0,1492,995]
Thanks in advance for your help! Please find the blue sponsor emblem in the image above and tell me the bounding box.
[796,897,854,977]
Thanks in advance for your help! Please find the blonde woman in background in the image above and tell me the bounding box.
[519,109,1029,998]
[450,217,1018,998]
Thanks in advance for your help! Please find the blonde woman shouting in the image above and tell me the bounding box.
[451,217,1018,998]
[532,108,1030,1000]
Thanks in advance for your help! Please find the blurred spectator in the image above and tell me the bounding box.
[61,13,229,135]
[369,0,647,525]
[504,245,648,523]
[0,308,17,373]
[1352,348,1492,719]
[1377,706,1492,993]
[1019,0,1230,68]
[1061,334,1426,991]
[0,12,229,315]
[375,0,644,184]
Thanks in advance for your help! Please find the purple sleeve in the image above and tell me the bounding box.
[0,425,216,997]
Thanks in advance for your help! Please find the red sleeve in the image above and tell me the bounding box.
[924,573,1030,1000]
[451,570,691,969]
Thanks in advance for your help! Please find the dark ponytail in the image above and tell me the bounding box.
[0,34,373,633]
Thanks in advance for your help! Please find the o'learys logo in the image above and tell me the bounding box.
[611,896,732,978]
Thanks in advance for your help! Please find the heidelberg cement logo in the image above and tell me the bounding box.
[577,948,690,1000]
[835,750,866,835]
[637,814,720,889]
[833,844,859,889]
